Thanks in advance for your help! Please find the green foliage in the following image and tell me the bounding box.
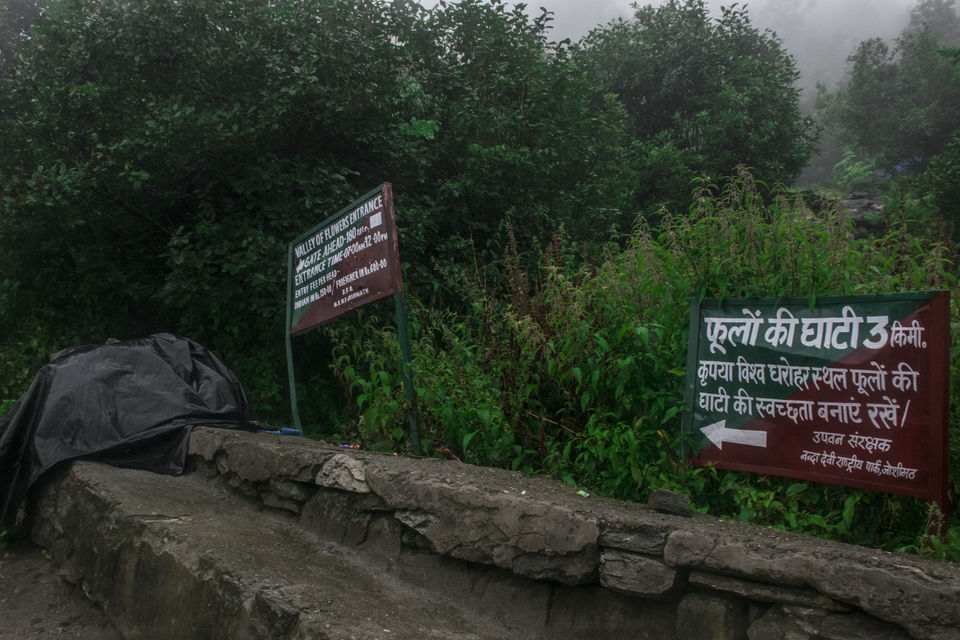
[818,0,960,176]
[327,311,410,451]
[925,129,960,230]
[906,0,960,44]
[578,0,818,201]
[0,0,46,76]
[0,0,819,422]
[832,150,883,194]
[1,0,955,560]
[400,0,634,263]
[0,329,57,413]
[0,0,391,413]
[328,170,959,557]
[0,0,666,418]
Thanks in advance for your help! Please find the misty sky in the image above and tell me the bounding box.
[420,0,919,96]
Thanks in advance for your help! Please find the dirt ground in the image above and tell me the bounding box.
[0,538,121,639]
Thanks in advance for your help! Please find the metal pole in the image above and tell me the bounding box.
[394,291,422,456]
[285,243,303,433]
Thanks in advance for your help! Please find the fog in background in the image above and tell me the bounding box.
[421,0,918,99]
[746,0,913,95]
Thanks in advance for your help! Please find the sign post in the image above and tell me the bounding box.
[683,291,950,510]
[285,183,422,454]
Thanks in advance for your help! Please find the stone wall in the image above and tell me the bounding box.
[187,427,959,640]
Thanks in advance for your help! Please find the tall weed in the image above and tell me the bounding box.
[326,170,959,557]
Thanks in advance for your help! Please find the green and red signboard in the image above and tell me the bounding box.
[683,291,950,507]
[283,183,420,452]
[287,183,402,336]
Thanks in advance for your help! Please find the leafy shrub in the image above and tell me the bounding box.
[327,169,959,557]
[832,150,884,194]
[925,128,960,236]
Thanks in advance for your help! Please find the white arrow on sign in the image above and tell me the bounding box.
[701,420,767,449]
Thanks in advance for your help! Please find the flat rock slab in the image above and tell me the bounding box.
[23,429,960,640]
[30,461,515,640]
[186,428,960,640]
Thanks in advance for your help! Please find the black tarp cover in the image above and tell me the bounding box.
[0,333,262,528]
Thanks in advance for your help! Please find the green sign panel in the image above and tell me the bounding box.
[683,291,949,506]
[286,183,402,335]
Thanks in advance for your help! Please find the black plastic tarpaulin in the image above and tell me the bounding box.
[0,333,263,528]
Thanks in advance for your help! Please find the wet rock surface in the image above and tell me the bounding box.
[30,462,521,640]
[13,427,960,640]
[0,540,121,639]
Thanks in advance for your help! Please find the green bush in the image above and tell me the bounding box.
[327,170,959,558]
[832,150,884,194]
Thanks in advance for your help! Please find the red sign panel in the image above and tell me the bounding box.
[683,292,950,506]
[286,183,402,335]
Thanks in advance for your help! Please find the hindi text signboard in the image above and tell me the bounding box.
[682,291,949,507]
[287,183,402,336]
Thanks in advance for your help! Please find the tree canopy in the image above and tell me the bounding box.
[577,0,818,195]
[0,0,45,76]
[4,0,959,562]
[0,0,817,417]
[818,0,960,175]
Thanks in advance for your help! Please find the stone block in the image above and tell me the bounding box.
[363,456,601,584]
[646,489,693,517]
[747,606,815,640]
[664,525,960,639]
[269,478,314,503]
[261,489,301,514]
[511,548,600,584]
[300,489,384,547]
[689,571,848,612]
[189,427,329,483]
[548,582,677,640]
[781,606,913,640]
[598,525,668,556]
[315,454,370,493]
[600,549,682,597]
[676,592,747,640]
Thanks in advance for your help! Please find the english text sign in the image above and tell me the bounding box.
[286,183,402,335]
[682,292,949,505]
